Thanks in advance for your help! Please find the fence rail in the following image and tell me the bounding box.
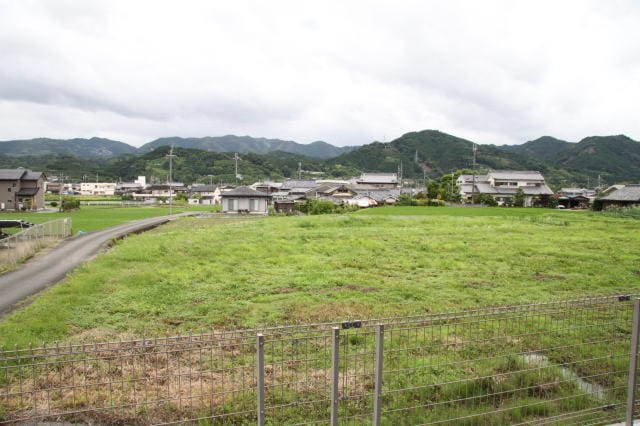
[0,218,72,270]
[1,295,639,425]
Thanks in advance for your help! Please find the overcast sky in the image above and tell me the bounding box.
[1,1,639,147]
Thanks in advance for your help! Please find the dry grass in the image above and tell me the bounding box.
[0,331,372,424]
[0,237,59,272]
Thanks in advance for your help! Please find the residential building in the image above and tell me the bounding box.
[80,182,117,196]
[598,185,640,209]
[0,169,46,211]
[458,171,553,206]
[220,186,271,215]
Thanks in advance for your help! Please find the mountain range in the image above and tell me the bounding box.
[0,135,353,159]
[0,131,638,186]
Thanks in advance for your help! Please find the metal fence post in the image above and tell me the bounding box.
[373,324,384,426]
[257,333,265,426]
[331,327,340,426]
[627,299,640,425]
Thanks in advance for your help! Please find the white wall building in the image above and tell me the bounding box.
[79,182,117,196]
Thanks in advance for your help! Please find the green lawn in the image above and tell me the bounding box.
[1,207,638,348]
[0,204,214,233]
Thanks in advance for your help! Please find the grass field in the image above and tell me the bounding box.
[0,204,213,234]
[0,207,638,349]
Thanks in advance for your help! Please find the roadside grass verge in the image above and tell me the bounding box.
[0,210,638,349]
[0,205,213,234]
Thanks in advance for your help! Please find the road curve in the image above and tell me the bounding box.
[0,213,193,315]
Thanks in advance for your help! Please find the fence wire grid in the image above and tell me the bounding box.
[1,294,639,425]
[0,218,72,270]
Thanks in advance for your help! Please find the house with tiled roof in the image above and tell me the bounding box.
[598,185,640,209]
[220,186,272,215]
[458,171,553,207]
[0,169,46,211]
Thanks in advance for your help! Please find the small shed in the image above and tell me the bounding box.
[220,186,272,215]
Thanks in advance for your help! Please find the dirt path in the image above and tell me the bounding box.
[0,213,193,316]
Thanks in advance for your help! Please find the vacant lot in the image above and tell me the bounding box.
[0,209,638,348]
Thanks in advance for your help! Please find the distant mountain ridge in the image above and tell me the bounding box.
[0,135,354,160]
[0,137,137,159]
[1,131,639,186]
[138,135,355,159]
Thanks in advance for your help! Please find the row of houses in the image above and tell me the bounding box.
[2,168,640,213]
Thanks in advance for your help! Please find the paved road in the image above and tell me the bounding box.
[0,213,192,315]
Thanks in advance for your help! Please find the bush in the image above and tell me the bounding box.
[61,196,80,211]
[397,194,417,206]
[295,200,336,215]
[473,194,498,206]
[50,201,58,208]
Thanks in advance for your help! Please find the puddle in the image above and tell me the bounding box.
[521,352,606,399]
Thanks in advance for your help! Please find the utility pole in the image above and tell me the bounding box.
[471,144,477,203]
[298,162,302,180]
[208,174,213,186]
[166,146,177,215]
[233,153,241,184]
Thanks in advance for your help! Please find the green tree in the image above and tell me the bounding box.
[514,188,525,207]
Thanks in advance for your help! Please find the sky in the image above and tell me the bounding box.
[1,1,639,148]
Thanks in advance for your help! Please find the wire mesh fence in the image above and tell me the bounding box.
[0,218,72,270]
[1,295,638,425]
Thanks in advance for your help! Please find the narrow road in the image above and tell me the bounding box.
[0,213,192,315]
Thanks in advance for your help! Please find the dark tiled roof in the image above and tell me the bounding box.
[23,171,44,180]
[0,169,27,180]
[221,186,271,198]
[600,185,640,201]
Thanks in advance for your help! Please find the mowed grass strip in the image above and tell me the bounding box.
[0,204,213,233]
[1,209,638,348]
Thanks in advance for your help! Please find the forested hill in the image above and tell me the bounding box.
[0,137,137,158]
[328,130,546,177]
[138,136,354,159]
[497,134,640,183]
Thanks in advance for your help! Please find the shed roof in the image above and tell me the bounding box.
[221,185,271,198]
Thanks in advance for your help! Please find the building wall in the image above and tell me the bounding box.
[222,197,268,214]
[0,180,18,210]
[21,177,45,210]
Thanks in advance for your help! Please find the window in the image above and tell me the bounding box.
[228,198,235,210]
[249,198,257,210]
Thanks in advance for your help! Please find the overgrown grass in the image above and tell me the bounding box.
[0,208,638,348]
[0,205,213,234]
[355,205,578,217]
